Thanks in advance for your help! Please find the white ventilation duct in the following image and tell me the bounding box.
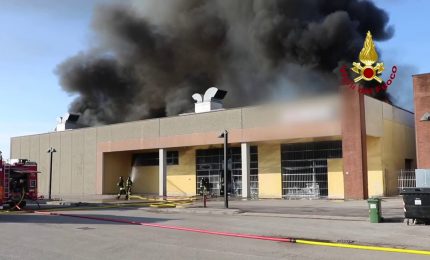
[420,112,430,121]
[55,113,80,131]
[192,87,227,113]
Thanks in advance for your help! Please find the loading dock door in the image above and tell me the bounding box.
[281,141,342,199]
[196,146,259,197]
[196,147,242,197]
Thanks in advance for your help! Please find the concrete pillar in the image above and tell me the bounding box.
[241,143,250,199]
[341,89,368,199]
[159,148,167,197]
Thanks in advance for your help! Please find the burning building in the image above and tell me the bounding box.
[10,89,415,199]
[9,1,421,200]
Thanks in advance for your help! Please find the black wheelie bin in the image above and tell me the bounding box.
[400,187,430,225]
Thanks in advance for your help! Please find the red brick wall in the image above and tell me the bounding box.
[413,74,430,169]
[341,89,368,199]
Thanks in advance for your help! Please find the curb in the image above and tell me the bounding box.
[149,203,177,208]
[241,212,368,221]
[142,207,242,215]
[141,207,368,221]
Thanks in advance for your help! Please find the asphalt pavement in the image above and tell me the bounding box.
[0,204,429,260]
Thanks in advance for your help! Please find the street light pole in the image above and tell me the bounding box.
[47,147,56,200]
[219,130,229,208]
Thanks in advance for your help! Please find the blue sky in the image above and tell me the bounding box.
[0,0,429,159]
[0,0,103,159]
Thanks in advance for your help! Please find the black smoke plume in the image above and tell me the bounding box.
[56,0,393,125]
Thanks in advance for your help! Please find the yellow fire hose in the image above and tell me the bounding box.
[295,239,430,256]
[10,189,26,211]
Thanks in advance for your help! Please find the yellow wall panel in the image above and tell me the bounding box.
[167,147,196,196]
[259,173,282,198]
[368,170,384,196]
[167,175,196,196]
[366,136,384,196]
[258,143,282,198]
[328,159,344,199]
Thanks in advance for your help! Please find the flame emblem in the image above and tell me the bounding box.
[351,31,384,83]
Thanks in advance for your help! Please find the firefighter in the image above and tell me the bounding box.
[117,176,125,200]
[18,179,25,193]
[199,178,209,196]
[11,179,18,192]
[125,177,133,200]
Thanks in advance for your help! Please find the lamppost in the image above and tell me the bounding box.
[218,130,228,208]
[47,147,56,200]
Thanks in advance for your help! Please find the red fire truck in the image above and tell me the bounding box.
[0,155,39,210]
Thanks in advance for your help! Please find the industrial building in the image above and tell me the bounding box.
[10,84,420,200]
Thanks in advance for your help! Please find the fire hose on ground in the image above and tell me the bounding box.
[10,189,26,211]
[31,210,430,256]
[8,188,40,211]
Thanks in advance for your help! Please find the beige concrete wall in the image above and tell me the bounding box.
[167,147,196,196]
[10,129,99,197]
[160,110,242,137]
[360,121,415,197]
[365,96,415,197]
[111,119,160,141]
[10,137,20,159]
[365,96,384,137]
[365,96,414,137]
[71,131,84,195]
[50,133,61,195]
[381,120,416,196]
[258,143,282,198]
[364,125,414,197]
[328,159,344,199]
[60,131,72,195]
[83,128,97,195]
[29,136,40,163]
[103,152,132,194]
[133,166,159,194]
[20,136,30,160]
[38,134,50,196]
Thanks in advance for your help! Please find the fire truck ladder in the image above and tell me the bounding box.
[3,167,9,200]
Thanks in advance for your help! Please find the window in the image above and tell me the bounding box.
[133,152,159,166]
[405,159,413,169]
[167,151,179,165]
[250,146,259,197]
[132,151,179,166]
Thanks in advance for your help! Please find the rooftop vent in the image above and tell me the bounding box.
[420,112,430,121]
[192,87,227,113]
[55,113,80,131]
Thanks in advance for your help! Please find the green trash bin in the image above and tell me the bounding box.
[368,197,382,223]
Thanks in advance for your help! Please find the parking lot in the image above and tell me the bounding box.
[1,199,429,260]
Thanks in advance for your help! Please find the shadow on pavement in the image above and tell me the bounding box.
[0,213,175,225]
[381,217,404,223]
